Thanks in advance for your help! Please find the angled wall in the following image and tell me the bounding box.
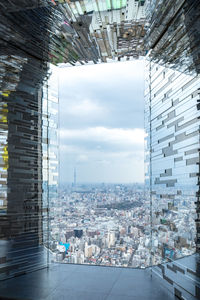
[145,0,200,298]
[0,6,52,279]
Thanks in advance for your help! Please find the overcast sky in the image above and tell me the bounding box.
[57,60,145,184]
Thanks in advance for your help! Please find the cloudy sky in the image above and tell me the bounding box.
[57,59,145,184]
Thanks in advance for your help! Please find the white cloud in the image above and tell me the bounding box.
[60,127,144,146]
[59,60,144,86]
[60,145,80,153]
[66,98,105,116]
[77,154,88,162]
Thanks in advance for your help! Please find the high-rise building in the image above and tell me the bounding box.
[73,167,77,187]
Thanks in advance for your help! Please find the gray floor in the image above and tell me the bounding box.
[0,263,177,300]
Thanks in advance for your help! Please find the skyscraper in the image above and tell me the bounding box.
[74,167,77,187]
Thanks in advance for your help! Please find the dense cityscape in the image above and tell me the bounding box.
[49,182,151,268]
[48,181,196,268]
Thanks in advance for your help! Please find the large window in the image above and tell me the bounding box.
[49,60,151,267]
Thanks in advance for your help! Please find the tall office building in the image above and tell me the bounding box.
[74,167,77,187]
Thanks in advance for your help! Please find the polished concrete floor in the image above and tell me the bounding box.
[0,263,177,300]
